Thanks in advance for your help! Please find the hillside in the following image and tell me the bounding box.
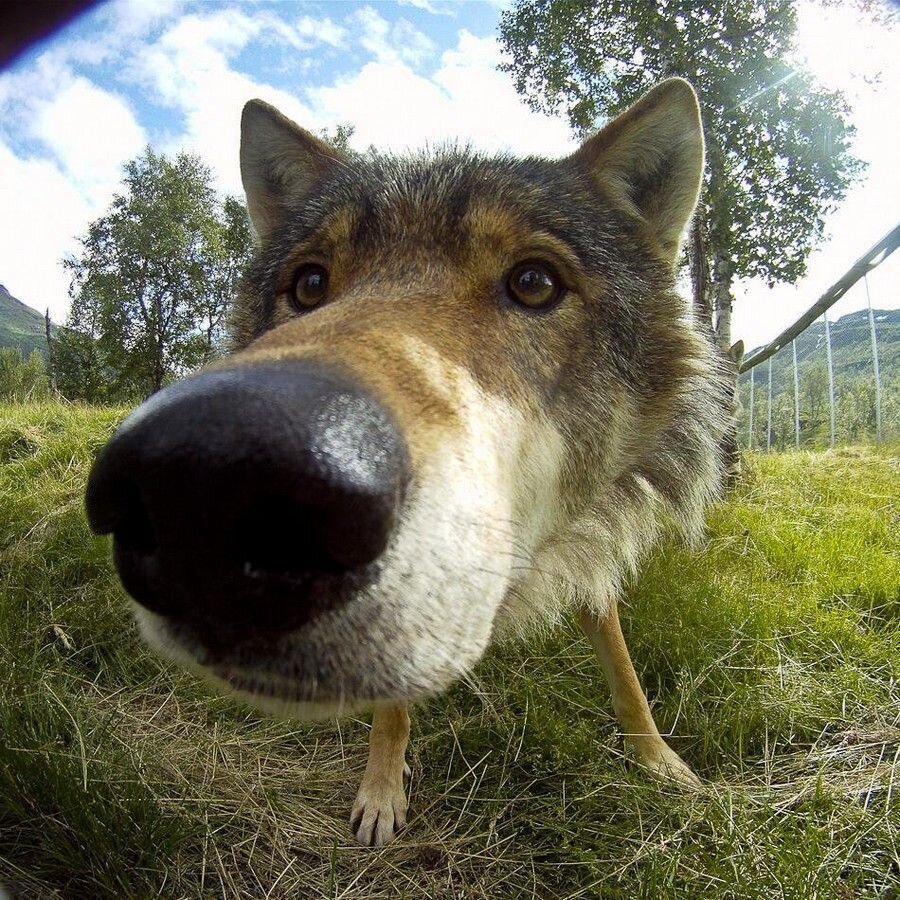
[737,308,900,447]
[0,284,54,359]
[740,308,900,385]
[0,402,897,899]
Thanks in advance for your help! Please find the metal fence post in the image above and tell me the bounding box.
[792,339,800,449]
[823,310,835,447]
[734,224,898,455]
[748,367,755,449]
[864,274,882,443]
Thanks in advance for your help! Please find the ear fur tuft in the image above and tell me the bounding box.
[240,100,349,242]
[570,78,705,265]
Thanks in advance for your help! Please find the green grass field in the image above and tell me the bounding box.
[1,402,898,899]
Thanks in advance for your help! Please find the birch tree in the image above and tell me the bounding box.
[58,148,252,401]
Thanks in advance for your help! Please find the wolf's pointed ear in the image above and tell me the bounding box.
[728,340,745,365]
[240,99,348,242]
[570,78,704,265]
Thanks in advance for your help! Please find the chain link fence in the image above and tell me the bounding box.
[736,224,899,450]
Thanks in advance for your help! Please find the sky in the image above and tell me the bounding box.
[0,0,897,352]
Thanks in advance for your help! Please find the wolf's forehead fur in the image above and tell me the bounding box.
[231,147,654,345]
[280,148,629,259]
[228,147,697,447]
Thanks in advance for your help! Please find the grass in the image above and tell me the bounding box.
[1,401,898,899]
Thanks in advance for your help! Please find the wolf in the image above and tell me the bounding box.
[85,78,734,847]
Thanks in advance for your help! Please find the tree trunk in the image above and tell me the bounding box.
[152,312,164,395]
[689,216,712,329]
[153,340,164,394]
[711,248,734,349]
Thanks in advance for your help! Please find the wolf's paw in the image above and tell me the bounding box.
[350,763,411,847]
[634,741,702,790]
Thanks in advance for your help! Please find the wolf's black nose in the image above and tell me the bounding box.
[85,361,409,634]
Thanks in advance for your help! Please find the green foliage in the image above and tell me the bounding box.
[49,325,111,405]
[498,0,865,321]
[1,403,897,898]
[0,348,52,402]
[57,148,254,402]
[319,122,356,154]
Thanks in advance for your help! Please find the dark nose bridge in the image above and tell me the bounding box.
[85,358,410,635]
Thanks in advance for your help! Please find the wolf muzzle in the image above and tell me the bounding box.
[85,361,410,644]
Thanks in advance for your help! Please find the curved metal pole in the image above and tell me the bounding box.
[740,223,900,375]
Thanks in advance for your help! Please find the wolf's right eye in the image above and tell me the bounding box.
[289,264,329,311]
[506,261,563,311]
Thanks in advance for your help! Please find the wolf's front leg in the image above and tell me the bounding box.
[578,603,700,788]
[351,701,411,846]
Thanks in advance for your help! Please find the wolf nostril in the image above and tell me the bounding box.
[235,499,339,580]
[111,536,175,617]
[234,491,398,580]
[87,473,169,613]
[113,483,157,555]
[319,495,400,569]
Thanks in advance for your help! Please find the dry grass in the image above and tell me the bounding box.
[1,403,898,898]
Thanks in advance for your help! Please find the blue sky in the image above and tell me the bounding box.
[0,0,897,349]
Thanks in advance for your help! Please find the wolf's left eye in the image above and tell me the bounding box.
[506,262,562,311]
[289,264,329,311]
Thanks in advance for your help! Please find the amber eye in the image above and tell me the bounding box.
[289,264,329,311]
[506,261,562,310]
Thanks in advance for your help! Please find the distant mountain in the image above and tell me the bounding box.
[740,308,899,386]
[0,284,55,359]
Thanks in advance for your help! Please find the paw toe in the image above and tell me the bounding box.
[351,783,408,847]
[645,747,702,789]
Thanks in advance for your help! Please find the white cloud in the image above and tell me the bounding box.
[353,7,436,66]
[312,61,447,150]
[295,15,347,49]
[33,77,146,195]
[133,9,321,195]
[0,59,146,318]
[393,18,437,66]
[398,0,457,15]
[398,0,456,17]
[0,49,72,124]
[0,34,145,198]
[310,30,574,156]
[0,140,96,321]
